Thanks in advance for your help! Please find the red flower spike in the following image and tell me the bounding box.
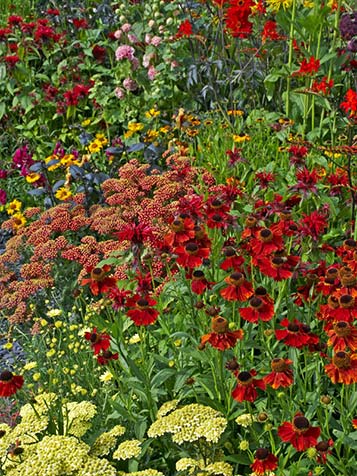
[84,327,111,355]
[263,358,294,389]
[0,371,24,397]
[232,369,265,402]
[251,448,278,475]
[200,316,243,351]
[278,414,321,451]
[126,294,159,326]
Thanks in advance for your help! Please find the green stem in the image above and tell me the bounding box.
[286,0,297,117]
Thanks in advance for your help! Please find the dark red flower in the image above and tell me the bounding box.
[165,215,195,247]
[72,18,89,29]
[4,55,20,67]
[326,321,357,352]
[275,318,319,348]
[175,242,210,269]
[263,358,294,389]
[92,45,106,62]
[325,351,357,384]
[251,448,278,475]
[340,89,357,119]
[292,56,320,76]
[239,289,274,323]
[262,20,284,43]
[81,265,117,296]
[220,272,254,301]
[0,371,24,397]
[278,414,321,451]
[254,253,300,281]
[190,270,214,295]
[315,439,334,464]
[232,369,265,402]
[249,225,284,256]
[84,327,111,355]
[126,294,159,326]
[312,76,334,95]
[200,316,243,350]
[97,350,119,365]
[220,246,244,271]
[176,19,193,38]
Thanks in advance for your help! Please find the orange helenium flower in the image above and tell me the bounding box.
[325,351,357,384]
[326,321,357,352]
[200,316,243,350]
[263,358,294,389]
[278,414,320,451]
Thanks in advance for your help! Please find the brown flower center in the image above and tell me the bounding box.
[229,272,244,286]
[237,371,253,385]
[211,198,223,208]
[255,286,267,296]
[293,416,310,433]
[91,267,106,281]
[339,294,354,308]
[333,321,351,337]
[272,257,285,267]
[185,243,198,254]
[259,228,273,242]
[250,297,263,309]
[192,270,205,280]
[255,448,269,460]
[211,214,223,223]
[137,298,149,308]
[344,239,356,249]
[0,430,6,438]
[316,441,330,452]
[211,316,228,334]
[0,371,13,382]
[287,323,300,333]
[90,333,99,343]
[328,296,339,309]
[171,220,184,232]
[271,358,289,372]
[224,247,236,257]
[245,216,257,227]
[333,351,351,369]
[341,273,356,287]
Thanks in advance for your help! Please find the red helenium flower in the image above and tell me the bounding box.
[251,448,278,475]
[200,316,244,350]
[324,351,357,384]
[278,413,321,451]
[232,369,265,402]
[126,294,159,326]
[263,358,294,389]
[84,328,111,355]
[0,371,24,397]
[220,272,253,301]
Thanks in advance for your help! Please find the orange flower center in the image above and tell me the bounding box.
[292,416,310,433]
[333,321,351,337]
[333,351,351,369]
[211,316,229,333]
[341,273,356,287]
[271,358,289,372]
[245,216,257,227]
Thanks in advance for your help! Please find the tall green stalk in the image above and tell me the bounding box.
[285,0,297,118]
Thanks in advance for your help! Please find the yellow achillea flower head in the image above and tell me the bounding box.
[148,403,227,444]
[90,425,126,456]
[113,439,142,460]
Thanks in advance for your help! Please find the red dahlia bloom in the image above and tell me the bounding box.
[325,351,357,384]
[275,318,319,348]
[220,272,254,301]
[232,369,265,402]
[0,371,24,397]
[278,414,321,451]
[251,448,278,475]
[84,327,111,355]
[200,316,244,350]
[126,294,159,326]
[263,358,294,389]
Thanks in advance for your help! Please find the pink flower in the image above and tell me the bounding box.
[131,57,140,70]
[145,33,152,44]
[114,29,122,40]
[0,189,6,205]
[150,35,162,46]
[0,169,7,179]
[115,87,125,99]
[115,44,135,61]
[148,65,158,80]
[123,78,138,91]
[127,33,139,43]
[121,23,132,33]
[143,52,154,68]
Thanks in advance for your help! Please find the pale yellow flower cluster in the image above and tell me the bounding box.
[148,403,227,444]
[63,400,97,437]
[176,458,233,476]
[113,439,142,460]
[235,413,256,428]
[90,425,126,456]
[118,471,164,476]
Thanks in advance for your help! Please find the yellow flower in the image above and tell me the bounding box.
[55,187,72,201]
[82,119,91,127]
[12,212,26,230]
[54,321,63,328]
[45,154,61,171]
[227,109,244,116]
[145,108,160,119]
[46,349,56,358]
[144,129,159,142]
[25,172,42,183]
[303,0,315,6]
[7,199,22,215]
[87,140,103,153]
[95,133,108,145]
[3,342,13,350]
[23,361,37,371]
[128,333,141,344]
[266,0,293,11]
[60,154,80,167]
[233,133,250,143]
[47,309,62,317]
[100,371,113,382]
[124,122,144,139]
[33,373,41,382]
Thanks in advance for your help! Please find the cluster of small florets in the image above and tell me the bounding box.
[90,424,126,456]
[117,471,164,476]
[176,458,233,476]
[113,439,142,460]
[147,403,227,444]
[63,400,97,437]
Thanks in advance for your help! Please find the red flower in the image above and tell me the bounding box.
[4,55,20,67]
[254,253,299,281]
[0,371,24,397]
[232,369,265,402]
[220,272,254,301]
[175,242,210,269]
[326,321,357,352]
[312,76,334,95]
[249,225,284,256]
[220,246,244,271]
[262,20,284,43]
[298,209,328,241]
[72,18,89,29]
[126,294,159,326]
[165,215,195,247]
[84,327,111,355]
[340,89,357,118]
[293,56,320,76]
[190,270,213,295]
[97,350,119,365]
[315,439,334,464]
[176,19,193,38]
[239,288,274,323]
[278,414,321,451]
[263,358,294,389]
[325,351,357,384]
[200,316,243,351]
[352,419,357,429]
[251,448,278,475]
[275,318,319,349]
[81,265,117,296]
